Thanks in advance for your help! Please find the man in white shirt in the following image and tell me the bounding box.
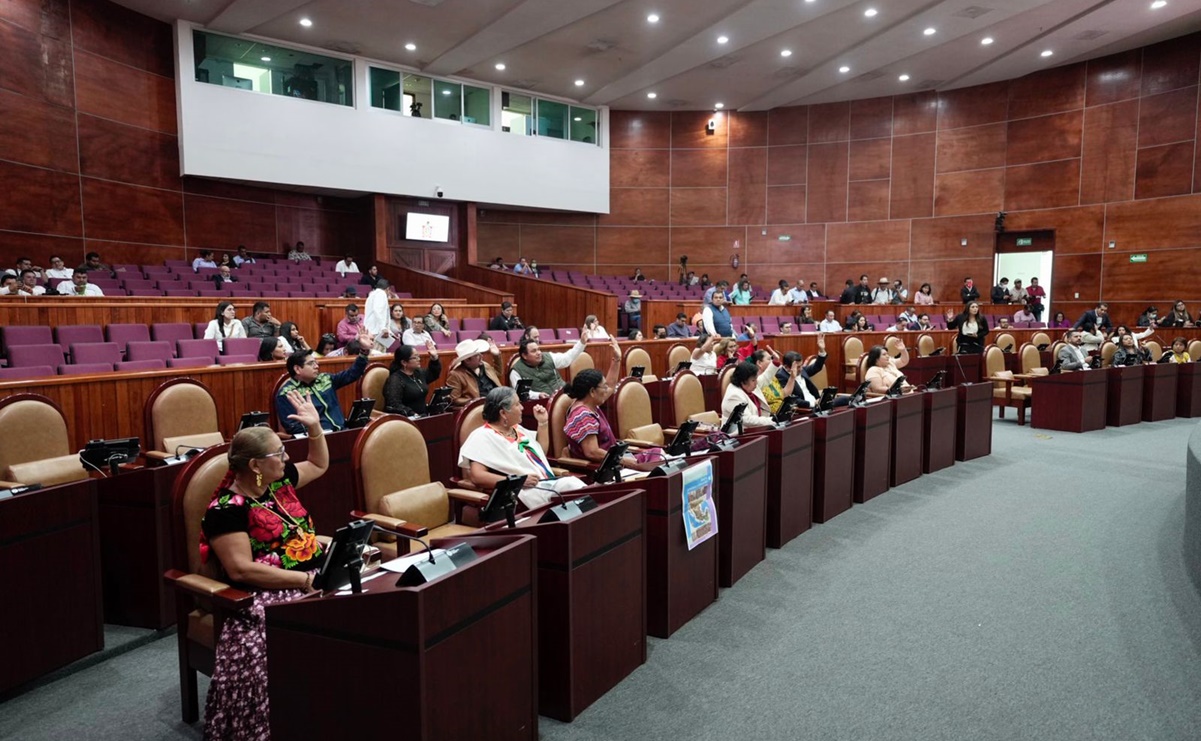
[232,245,255,267]
[11,270,46,295]
[57,269,104,296]
[334,253,359,276]
[786,280,808,304]
[768,280,792,306]
[818,310,842,332]
[401,316,435,347]
[44,256,73,280]
[192,250,218,272]
[2,257,42,282]
[508,329,592,396]
[362,280,391,353]
[872,277,897,305]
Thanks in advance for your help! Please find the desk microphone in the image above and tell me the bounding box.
[174,445,204,460]
[950,347,970,387]
[367,521,478,585]
[369,523,435,564]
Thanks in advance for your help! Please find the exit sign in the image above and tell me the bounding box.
[1129,254,1148,263]
[1015,237,1033,246]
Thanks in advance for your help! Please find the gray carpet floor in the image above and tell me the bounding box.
[4,417,1200,741]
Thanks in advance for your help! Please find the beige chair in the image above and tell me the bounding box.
[624,346,656,382]
[1143,339,1162,360]
[0,394,88,486]
[352,414,485,557]
[1018,343,1048,376]
[995,333,1017,353]
[357,362,391,418]
[669,370,719,426]
[1050,341,1065,363]
[985,345,1030,425]
[546,389,593,468]
[842,336,864,390]
[667,343,692,372]
[613,378,672,446]
[806,354,829,390]
[143,379,225,461]
[1031,331,1052,348]
[917,334,936,357]
[453,398,488,481]
[1190,340,1201,360]
[719,363,736,400]
[568,351,594,380]
[1101,341,1118,367]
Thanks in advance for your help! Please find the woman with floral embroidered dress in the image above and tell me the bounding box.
[199,390,329,740]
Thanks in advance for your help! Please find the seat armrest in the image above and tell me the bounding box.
[0,480,22,489]
[350,510,429,538]
[164,569,254,610]
[549,455,594,472]
[623,437,662,448]
[143,450,174,462]
[446,488,490,506]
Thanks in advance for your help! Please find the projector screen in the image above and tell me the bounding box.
[405,213,451,242]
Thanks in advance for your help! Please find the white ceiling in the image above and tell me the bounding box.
[119,0,1201,110]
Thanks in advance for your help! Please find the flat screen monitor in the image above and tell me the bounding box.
[665,420,699,456]
[405,213,450,242]
[311,518,375,592]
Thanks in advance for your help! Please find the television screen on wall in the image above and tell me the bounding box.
[405,213,450,242]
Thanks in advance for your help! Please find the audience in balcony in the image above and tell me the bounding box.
[218,252,233,268]
[3,270,46,296]
[1050,311,1071,329]
[279,322,309,353]
[386,304,411,340]
[424,303,454,338]
[192,250,218,272]
[58,269,104,296]
[335,304,363,349]
[631,268,646,282]
[912,314,935,332]
[313,334,338,358]
[848,314,874,332]
[624,291,642,328]
[704,280,730,306]
[698,273,711,290]
[768,280,791,306]
[798,306,816,325]
[447,338,502,407]
[383,343,442,417]
[333,254,359,276]
[44,256,72,280]
[1158,300,1195,328]
[914,283,935,305]
[946,302,989,354]
[1013,305,1036,323]
[1026,277,1046,320]
[702,291,734,337]
[991,278,1012,304]
[584,314,609,340]
[0,275,17,294]
[489,301,523,331]
[510,330,596,397]
[257,337,287,362]
[3,257,42,281]
[959,277,980,305]
[893,279,908,302]
[667,313,692,338]
[488,257,506,270]
[243,301,282,340]
[819,310,842,333]
[402,316,435,347]
[806,282,823,300]
[78,252,112,275]
[233,245,255,266]
[1136,306,1158,327]
[872,277,898,305]
[996,317,1012,331]
[513,257,534,275]
[786,280,809,304]
[287,241,312,263]
[204,301,248,349]
[358,265,381,288]
[212,265,238,287]
[363,280,392,353]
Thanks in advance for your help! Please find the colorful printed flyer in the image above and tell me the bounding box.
[681,460,717,550]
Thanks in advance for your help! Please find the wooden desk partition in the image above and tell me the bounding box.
[1107,366,1145,427]
[890,394,925,486]
[1178,362,1201,418]
[1142,363,1178,422]
[921,388,957,474]
[852,401,893,503]
[811,410,855,523]
[711,437,769,588]
[744,420,814,549]
[1030,372,1108,432]
[955,383,994,461]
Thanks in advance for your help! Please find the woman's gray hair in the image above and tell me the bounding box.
[482,386,518,423]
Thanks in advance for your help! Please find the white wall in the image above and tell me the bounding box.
[174,22,609,214]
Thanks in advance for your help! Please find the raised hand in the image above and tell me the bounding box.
[357,332,375,351]
[425,339,438,354]
[532,405,548,425]
[816,334,827,352]
[486,337,500,354]
[284,390,319,429]
[610,336,621,356]
[580,327,592,343]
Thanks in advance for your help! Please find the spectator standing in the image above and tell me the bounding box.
[1026,277,1046,320]
[893,279,909,302]
[991,278,1012,304]
[702,292,735,337]
[871,277,897,305]
[624,290,642,328]
[959,278,980,305]
[853,275,873,305]
[363,280,392,353]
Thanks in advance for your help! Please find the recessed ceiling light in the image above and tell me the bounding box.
[714,102,724,109]
[1040,49,1053,57]
[574,79,585,86]
[647,13,660,23]
[442,90,451,95]
[1151,0,1167,7]
[923,27,936,36]
[839,65,850,73]
[717,35,729,44]
[574,117,582,121]
[260,56,271,62]
[404,43,417,51]
[299,18,312,27]
[864,8,878,17]
[495,62,506,70]
[981,37,994,45]
[780,49,792,57]
[647,92,657,99]
[898,74,910,81]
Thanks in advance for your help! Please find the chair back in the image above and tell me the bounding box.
[548,389,574,458]
[1031,332,1051,347]
[884,335,905,356]
[1143,339,1162,360]
[1190,340,1201,360]
[352,415,439,518]
[144,379,222,453]
[1020,343,1042,374]
[613,378,661,444]
[568,351,594,380]
[995,333,1016,352]
[719,363,736,399]
[357,363,390,405]
[1100,341,1118,367]
[453,398,488,475]
[667,343,691,370]
[669,370,708,426]
[268,373,290,431]
[624,346,653,378]
[0,394,85,484]
[984,345,1006,377]
[917,334,935,357]
[171,443,232,578]
[843,336,864,383]
[1050,341,1065,361]
[858,354,870,382]
[806,355,829,389]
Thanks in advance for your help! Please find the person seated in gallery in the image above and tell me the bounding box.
[447,338,503,407]
[720,361,779,431]
[2,270,46,296]
[667,313,692,338]
[287,241,312,263]
[212,264,238,287]
[1167,337,1192,364]
[57,268,104,296]
[1110,333,1150,367]
[383,342,442,416]
[1158,300,1195,328]
[819,310,842,333]
[199,392,328,740]
[233,245,255,266]
[509,330,593,397]
[489,301,523,331]
[204,301,248,350]
[257,337,287,362]
[333,253,359,276]
[863,344,913,395]
[458,387,587,510]
[192,250,218,272]
[77,251,113,275]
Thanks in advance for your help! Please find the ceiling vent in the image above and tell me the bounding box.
[855,70,884,82]
[1073,30,1109,41]
[586,39,619,53]
[708,55,741,69]
[772,66,805,79]
[323,41,361,54]
[952,6,994,19]
[914,79,945,89]
[409,0,447,6]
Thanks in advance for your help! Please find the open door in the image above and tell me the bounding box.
[995,230,1053,322]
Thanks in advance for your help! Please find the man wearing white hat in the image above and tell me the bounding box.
[623,290,642,329]
[446,337,503,408]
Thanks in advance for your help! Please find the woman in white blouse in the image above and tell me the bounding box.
[203,301,246,350]
[720,361,780,431]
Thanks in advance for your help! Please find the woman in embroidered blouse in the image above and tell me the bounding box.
[383,342,442,416]
[457,387,586,510]
[424,303,454,338]
[199,390,328,740]
[562,340,663,466]
[203,301,246,351]
[913,283,935,305]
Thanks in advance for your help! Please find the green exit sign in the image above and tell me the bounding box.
[1129,253,1148,263]
[1015,237,1033,246]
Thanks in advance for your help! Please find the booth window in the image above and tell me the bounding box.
[193,30,352,107]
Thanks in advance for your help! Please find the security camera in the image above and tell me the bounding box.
[435,186,444,198]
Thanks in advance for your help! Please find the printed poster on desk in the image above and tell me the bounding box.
[682,460,717,550]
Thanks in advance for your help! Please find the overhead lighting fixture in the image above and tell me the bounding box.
[261,56,271,62]
[299,18,312,27]
[1040,49,1053,57]
[647,92,657,99]
[923,27,936,36]
[714,102,724,109]
[780,49,792,57]
[647,13,660,23]
[574,117,582,121]
[404,43,417,51]
[898,74,910,81]
[495,62,506,70]
[717,35,729,44]
[981,37,994,45]
[1151,0,1167,7]
[574,79,585,86]
[442,90,451,95]
[864,8,878,17]
[839,65,851,73]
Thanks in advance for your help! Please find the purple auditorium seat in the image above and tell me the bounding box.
[484,330,509,346]
[126,341,173,363]
[538,329,559,342]
[151,323,194,351]
[2,325,54,350]
[71,343,122,365]
[167,357,212,369]
[433,336,459,350]
[128,288,163,297]
[0,365,54,380]
[444,318,462,331]
[163,289,198,298]
[116,359,167,372]
[176,339,220,362]
[506,330,525,343]
[193,323,209,339]
[55,325,105,350]
[221,337,261,356]
[59,363,115,375]
[461,318,487,333]
[8,344,66,368]
[106,324,152,355]
[216,356,256,365]
[557,328,579,342]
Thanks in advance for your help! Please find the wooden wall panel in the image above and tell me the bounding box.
[671,111,727,149]
[455,265,616,331]
[889,133,935,219]
[510,225,595,261]
[746,224,826,264]
[1137,86,1198,148]
[609,110,670,149]
[73,49,175,134]
[1008,64,1085,119]
[671,149,728,187]
[1080,100,1138,204]
[909,215,996,261]
[935,169,1005,216]
[827,220,910,263]
[847,180,890,222]
[476,223,519,260]
[0,160,83,236]
[1101,250,1200,300]
[600,188,670,226]
[1086,50,1142,107]
[670,188,727,226]
[78,114,179,190]
[848,138,891,181]
[596,227,669,264]
[80,179,184,245]
[938,82,1009,130]
[1139,33,1200,97]
[1006,111,1083,166]
[806,142,848,223]
[767,105,808,146]
[184,196,277,252]
[849,97,893,140]
[808,102,850,143]
[729,111,768,148]
[0,18,74,107]
[668,227,746,264]
[610,149,670,188]
[1104,195,1201,250]
[0,88,77,172]
[936,123,1006,173]
[1135,142,1195,199]
[907,259,993,302]
[1052,253,1103,301]
[0,0,70,37]
[726,147,767,226]
[70,0,173,77]
[767,145,807,186]
[1004,206,1104,254]
[892,91,938,135]
[1004,160,1080,211]
[766,185,806,225]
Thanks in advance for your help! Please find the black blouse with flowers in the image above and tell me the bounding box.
[200,462,324,584]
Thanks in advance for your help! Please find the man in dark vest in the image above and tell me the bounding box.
[509,328,596,397]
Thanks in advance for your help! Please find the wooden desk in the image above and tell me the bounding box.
[921,388,957,474]
[1030,372,1107,432]
[955,383,993,461]
[890,394,925,486]
[488,489,646,722]
[903,356,948,387]
[853,401,892,503]
[743,420,814,549]
[268,534,538,740]
[712,436,769,587]
[812,410,855,523]
[413,412,457,483]
[1177,362,1201,418]
[643,378,674,425]
[1142,362,1178,422]
[0,480,103,694]
[949,353,982,386]
[1106,366,1145,427]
